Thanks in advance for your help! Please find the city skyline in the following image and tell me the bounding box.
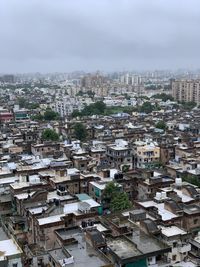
[1,0,200,72]
[2,2,200,266]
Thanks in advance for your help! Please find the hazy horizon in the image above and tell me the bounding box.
[1,0,200,73]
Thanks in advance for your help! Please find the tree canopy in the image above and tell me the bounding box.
[179,101,196,111]
[182,173,200,187]
[71,101,106,117]
[71,109,81,118]
[111,192,132,212]
[103,181,120,198]
[156,120,167,130]
[43,109,59,120]
[74,122,87,141]
[33,108,59,121]
[76,90,95,98]
[17,97,40,109]
[17,97,26,108]
[151,93,174,102]
[32,113,43,121]
[139,102,154,114]
[145,84,162,90]
[41,128,59,141]
[103,182,132,212]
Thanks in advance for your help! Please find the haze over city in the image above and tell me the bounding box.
[1,0,200,73]
[3,1,200,267]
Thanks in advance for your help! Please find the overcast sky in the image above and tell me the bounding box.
[1,0,200,73]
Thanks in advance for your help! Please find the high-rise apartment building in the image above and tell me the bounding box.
[81,72,106,88]
[0,74,15,83]
[172,80,200,105]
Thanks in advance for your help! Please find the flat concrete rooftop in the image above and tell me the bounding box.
[126,226,168,254]
[55,228,109,267]
[107,236,141,259]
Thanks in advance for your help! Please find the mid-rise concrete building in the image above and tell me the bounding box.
[133,140,160,169]
[106,139,133,171]
[172,80,200,105]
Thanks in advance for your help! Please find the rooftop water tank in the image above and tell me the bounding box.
[175,178,182,187]
[156,192,162,200]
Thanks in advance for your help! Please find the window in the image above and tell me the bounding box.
[38,258,43,266]
[172,255,176,261]
[148,257,152,263]
[194,218,198,224]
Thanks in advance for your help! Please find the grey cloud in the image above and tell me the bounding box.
[0,0,200,72]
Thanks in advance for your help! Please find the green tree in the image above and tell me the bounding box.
[180,101,196,111]
[71,109,81,118]
[110,192,132,212]
[94,101,106,114]
[140,102,154,114]
[103,182,132,212]
[17,97,39,110]
[42,128,59,141]
[137,95,149,100]
[82,101,106,116]
[32,114,43,120]
[122,106,137,114]
[76,91,84,96]
[86,90,95,98]
[152,93,174,101]
[181,173,200,187]
[74,123,87,141]
[17,97,26,108]
[27,102,40,109]
[122,93,131,100]
[44,109,59,120]
[103,182,121,209]
[156,120,167,130]
[72,101,106,117]
[103,181,120,198]
[145,84,162,90]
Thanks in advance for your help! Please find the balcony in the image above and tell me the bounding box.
[178,243,191,253]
